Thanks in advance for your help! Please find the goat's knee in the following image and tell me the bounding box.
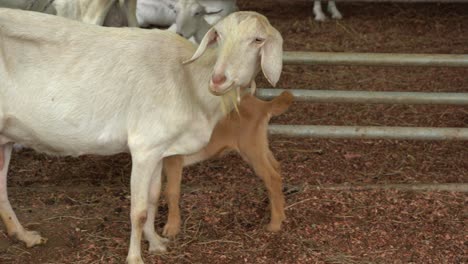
[132,210,148,228]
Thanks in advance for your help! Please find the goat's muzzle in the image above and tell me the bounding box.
[209,79,234,96]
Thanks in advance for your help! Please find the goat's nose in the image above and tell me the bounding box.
[211,74,226,86]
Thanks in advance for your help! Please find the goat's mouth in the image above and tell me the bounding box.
[209,80,235,96]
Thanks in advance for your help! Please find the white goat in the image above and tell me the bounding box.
[313,0,342,21]
[0,9,282,264]
[170,0,219,43]
[171,0,238,44]
[137,0,237,43]
[53,0,139,27]
[136,0,177,27]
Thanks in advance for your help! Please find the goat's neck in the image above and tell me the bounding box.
[194,19,212,44]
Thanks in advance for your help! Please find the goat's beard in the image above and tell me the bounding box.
[220,86,240,116]
[219,80,256,116]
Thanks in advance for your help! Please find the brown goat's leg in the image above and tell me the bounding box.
[183,143,230,166]
[162,156,183,238]
[249,154,285,232]
[267,150,281,172]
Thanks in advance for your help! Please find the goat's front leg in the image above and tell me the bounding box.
[0,143,47,247]
[126,152,163,264]
[82,0,116,26]
[245,152,285,232]
[121,0,139,27]
[142,161,169,252]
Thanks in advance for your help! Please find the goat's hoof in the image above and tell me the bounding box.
[147,234,168,254]
[163,223,181,238]
[148,242,167,254]
[17,230,47,248]
[314,15,327,22]
[332,13,343,20]
[266,223,282,232]
[126,255,144,264]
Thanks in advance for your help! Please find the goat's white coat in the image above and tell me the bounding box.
[0,8,283,264]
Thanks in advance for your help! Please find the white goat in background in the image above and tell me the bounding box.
[137,0,237,43]
[171,0,226,43]
[0,8,282,264]
[313,0,342,21]
[137,0,177,27]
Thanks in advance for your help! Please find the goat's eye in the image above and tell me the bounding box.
[254,38,265,44]
[195,12,201,16]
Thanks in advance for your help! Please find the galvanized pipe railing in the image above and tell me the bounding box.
[257,89,468,105]
[269,125,468,140]
[283,52,468,67]
[273,51,468,140]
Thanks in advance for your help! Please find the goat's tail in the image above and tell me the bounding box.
[269,91,293,117]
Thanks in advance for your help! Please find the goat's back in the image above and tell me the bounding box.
[0,8,204,156]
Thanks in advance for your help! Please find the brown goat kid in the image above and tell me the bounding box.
[161,91,294,238]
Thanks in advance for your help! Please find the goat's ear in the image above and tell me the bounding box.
[260,28,283,87]
[183,28,217,64]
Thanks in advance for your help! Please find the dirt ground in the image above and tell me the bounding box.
[1,1,467,263]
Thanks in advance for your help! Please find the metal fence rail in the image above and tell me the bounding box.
[283,52,468,67]
[269,125,468,140]
[267,51,468,140]
[258,89,468,105]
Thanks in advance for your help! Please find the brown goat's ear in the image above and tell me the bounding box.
[260,28,283,87]
[270,91,293,116]
[183,28,217,64]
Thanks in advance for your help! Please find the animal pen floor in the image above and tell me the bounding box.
[1,1,467,263]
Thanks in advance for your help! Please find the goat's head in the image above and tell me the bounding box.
[174,0,221,39]
[184,11,283,96]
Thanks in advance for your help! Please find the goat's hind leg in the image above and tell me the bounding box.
[162,156,183,238]
[0,143,47,247]
[327,1,343,19]
[313,1,327,21]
